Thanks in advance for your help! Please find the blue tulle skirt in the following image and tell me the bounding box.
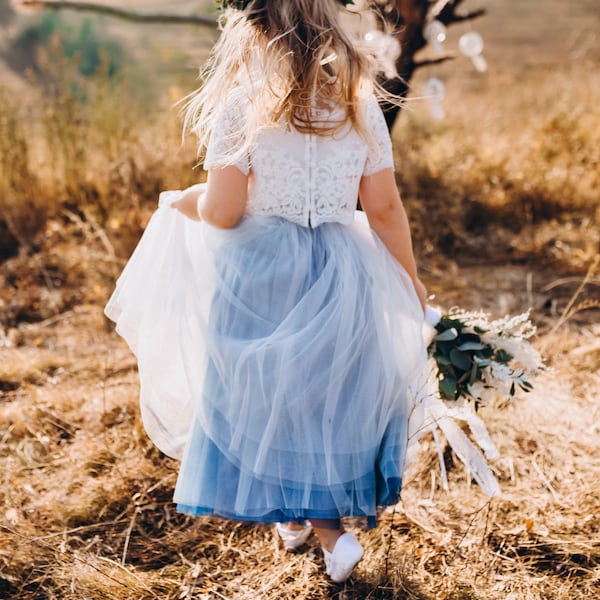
[105,196,428,527]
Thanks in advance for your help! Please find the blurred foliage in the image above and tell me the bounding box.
[0,43,199,323]
[15,12,125,78]
[0,89,44,258]
[0,0,15,25]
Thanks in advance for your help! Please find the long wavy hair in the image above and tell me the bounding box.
[183,0,387,163]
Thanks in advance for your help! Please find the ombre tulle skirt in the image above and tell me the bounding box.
[105,194,430,527]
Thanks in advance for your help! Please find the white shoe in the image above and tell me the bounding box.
[322,532,364,582]
[275,522,313,551]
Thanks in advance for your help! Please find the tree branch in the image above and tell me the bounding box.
[433,0,486,25]
[413,55,456,70]
[437,8,486,25]
[19,1,217,27]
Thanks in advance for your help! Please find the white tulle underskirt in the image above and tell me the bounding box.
[105,195,499,526]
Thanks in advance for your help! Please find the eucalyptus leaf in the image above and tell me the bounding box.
[478,347,494,359]
[457,341,486,351]
[435,328,458,342]
[474,357,491,367]
[469,360,479,384]
[450,348,472,371]
[439,376,457,400]
[461,333,481,343]
[438,318,463,330]
[435,341,454,355]
[495,349,514,364]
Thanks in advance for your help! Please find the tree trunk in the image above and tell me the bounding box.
[372,0,485,129]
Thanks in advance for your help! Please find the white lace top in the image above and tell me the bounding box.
[204,93,394,228]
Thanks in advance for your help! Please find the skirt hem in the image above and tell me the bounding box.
[175,503,396,529]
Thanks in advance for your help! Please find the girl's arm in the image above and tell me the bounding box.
[172,166,248,228]
[359,168,427,311]
[200,166,248,229]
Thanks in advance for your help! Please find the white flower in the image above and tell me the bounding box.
[481,334,544,373]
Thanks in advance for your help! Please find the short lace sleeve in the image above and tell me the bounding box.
[363,96,394,176]
[203,93,250,175]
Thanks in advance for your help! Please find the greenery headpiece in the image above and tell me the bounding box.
[218,0,354,9]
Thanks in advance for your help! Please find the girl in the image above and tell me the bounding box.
[106,0,429,583]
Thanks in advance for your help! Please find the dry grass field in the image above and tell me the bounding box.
[1,0,599,598]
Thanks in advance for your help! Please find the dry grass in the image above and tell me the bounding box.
[1,63,598,326]
[394,65,600,271]
[0,297,598,599]
[0,51,201,325]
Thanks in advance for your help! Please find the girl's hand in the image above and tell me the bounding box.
[171,183,207,222]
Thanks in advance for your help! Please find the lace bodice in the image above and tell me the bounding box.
[204,93,394,228]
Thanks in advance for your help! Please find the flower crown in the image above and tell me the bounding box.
[217,0,354,9]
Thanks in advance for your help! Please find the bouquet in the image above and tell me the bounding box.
[426,307,544,410]
[414,306,545,497]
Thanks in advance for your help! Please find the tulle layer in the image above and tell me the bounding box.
[105,199,429,525]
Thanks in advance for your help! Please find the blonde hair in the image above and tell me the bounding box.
[183,0,388,163]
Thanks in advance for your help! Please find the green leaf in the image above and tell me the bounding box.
[435,355,452,366]
[435,341,455,356]
[473,326,487,334]
[449,348,472,371]
[439,376,457,400]
[495,349,514,364]
[456,341,486,351]
[510,381,516,396]
[460,332,482,343]
[438,317,464,329]
[477,347,494,359]
[469,361,479,385]
[435,328,458,342]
